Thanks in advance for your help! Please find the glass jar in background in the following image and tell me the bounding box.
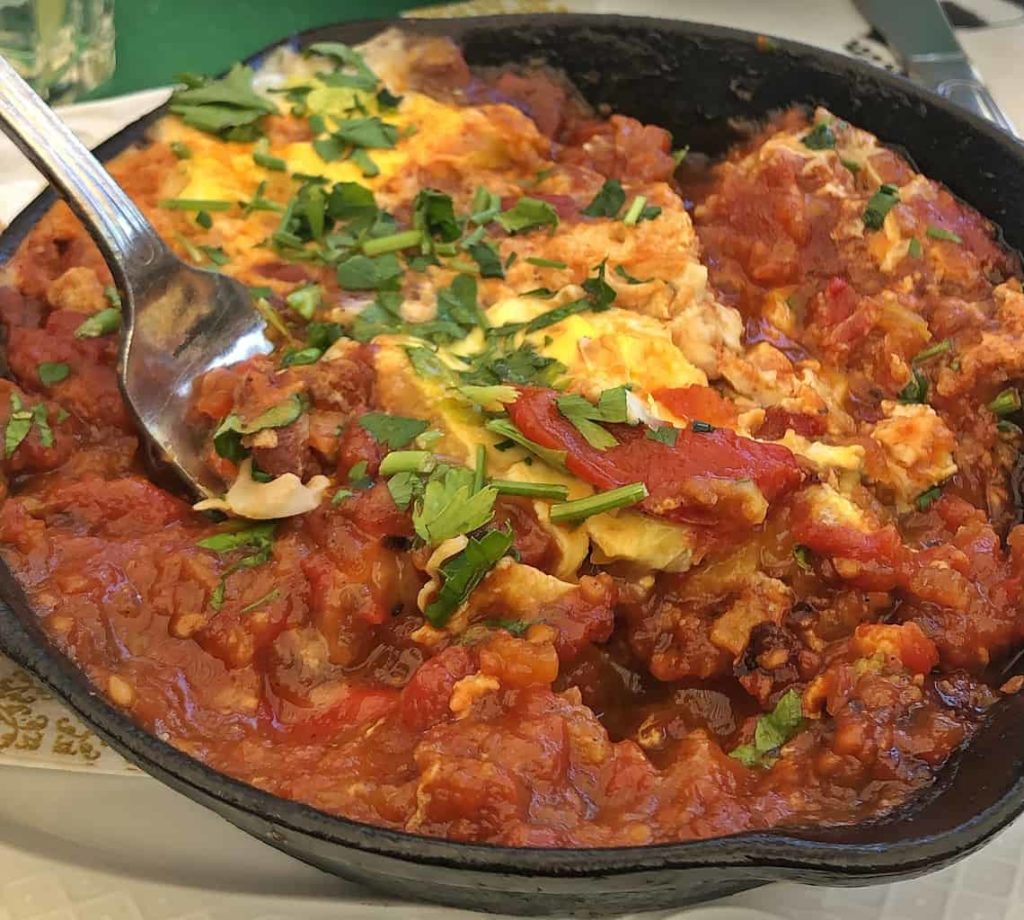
[0,0,114,103]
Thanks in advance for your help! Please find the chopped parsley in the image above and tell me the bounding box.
[497,197,559,235]
[645,426,679,447]
[466,240,504,278]
[792,544,813,572]
[285,284,322,321]
[213,395,305,462]
[898,367,929,404]
[485,418,568,471]
[862,183,900,231]
[169,64,276,139]
[358,412,429,450]
[907,236,922,258]
[307,41,380,92]
[336,252,402,291]
[915,486,943,512]
[412,465,498,545]
[580,179,625,219]
[197,522,276,612]
[729,688,804,769]
[170,140,192,159]
[614,264,651,285]
[556,386,631,451]
[521,260,616,333]
[37,362,70,386]
[279,347,322,368]
[4,393,33,457]
[413,189,461,244]
[424,528,514,626]
[801,122,836,150]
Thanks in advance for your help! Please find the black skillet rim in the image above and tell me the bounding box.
[1,11,1024,881]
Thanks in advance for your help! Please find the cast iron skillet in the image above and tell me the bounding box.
[2,14,1024,917]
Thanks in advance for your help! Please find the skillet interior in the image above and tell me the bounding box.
[2,13,1024,915]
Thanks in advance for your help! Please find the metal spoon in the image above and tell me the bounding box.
[0,55,271,500]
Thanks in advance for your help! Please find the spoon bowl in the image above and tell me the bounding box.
[0,54,271,499]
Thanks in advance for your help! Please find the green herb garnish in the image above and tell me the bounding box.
[359,411,429,450]
[37,362,70,386]
[801,122,836,150]
[423,528,514,626]
[549,482,648,524]
[989,388,1021,416]
[580,179,625,218]
[926,225,962,244]
[863,183,900,230]
[74,308,120,339]
[169,63,276,139]
[497,197,559,235]
[730,689,804,769]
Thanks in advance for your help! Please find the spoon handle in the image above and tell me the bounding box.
[0,54,166,281]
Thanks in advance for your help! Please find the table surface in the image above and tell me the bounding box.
[94,0,429,100]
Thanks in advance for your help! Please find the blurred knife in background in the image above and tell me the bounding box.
[853,0,1016,134]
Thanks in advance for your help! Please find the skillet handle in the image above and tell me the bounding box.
[0,54,168,283]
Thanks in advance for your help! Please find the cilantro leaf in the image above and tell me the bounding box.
[285,284,322,320]
[466,240,504,278]
[497,197,559,235]
[424,528,514,626]
[337,252,402,291]
[581,179,625,218]
[326,181,378,222]
[334,117,399,149]
[556,386,631,451]
[197,522,276,555]
[414,189,461,242]
[307,41,379,92]
[306,321,345,351]
[729,688,804,769]
[169,64,275,138]
[801,122,836,150]
[523,261,616,333]
[485,418,567,471]
[213,395,305,461]
[414,466,498,546]
[359,411,429,450]
[4,393,32,458]
[37,362,70,386]
[645,426,679,446]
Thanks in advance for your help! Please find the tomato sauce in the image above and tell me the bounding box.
[0,45,1022,850]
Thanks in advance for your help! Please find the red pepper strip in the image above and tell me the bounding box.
[507,387,804,526]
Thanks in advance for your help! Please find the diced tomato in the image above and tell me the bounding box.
[337,419,384,478]
[757,407,828,441]
[280,684,400,744]
[790,496,904,566]
[652,386,738,428]
[506,387,803,526]
[814,276,857,327]
[399,646,474,730]
[853,622,939,674]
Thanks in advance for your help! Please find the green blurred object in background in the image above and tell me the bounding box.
[0,0,114,102]
[95,0,429,99]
